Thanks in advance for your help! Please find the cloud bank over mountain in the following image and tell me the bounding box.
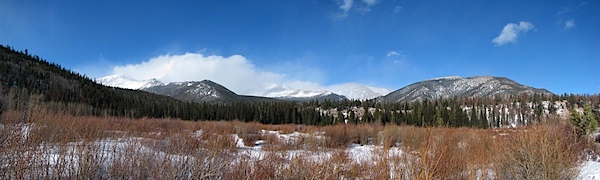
[107,53,390,100]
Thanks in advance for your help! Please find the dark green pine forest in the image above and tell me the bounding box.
[1,44,598,128]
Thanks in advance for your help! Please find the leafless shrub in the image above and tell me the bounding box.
[494,124,582,180]
[0,102,591,179]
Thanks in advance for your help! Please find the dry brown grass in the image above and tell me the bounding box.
[493,124,582,180]
[382,125,402,149]
[320,123,383,148]
[0,102,591,179]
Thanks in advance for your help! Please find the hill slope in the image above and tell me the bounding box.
[381,76,553,102]
[0,45,203,118]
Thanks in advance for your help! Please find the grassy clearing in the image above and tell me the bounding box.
[0,106,591,179]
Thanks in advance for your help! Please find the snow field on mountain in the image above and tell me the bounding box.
[97,74,163,90]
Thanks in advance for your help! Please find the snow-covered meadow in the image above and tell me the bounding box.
[1,110,599,179]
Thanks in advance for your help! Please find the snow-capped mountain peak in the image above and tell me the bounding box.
[382,76,553,102]
[429,76,461,81]
[261,84,333,98]
[262,83,390,100]
[327,83,392,100]
[98,75,390,101]
[97,75,163,90]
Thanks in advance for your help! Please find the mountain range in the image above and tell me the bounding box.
[98,75,554,104]
[97,75,388,102]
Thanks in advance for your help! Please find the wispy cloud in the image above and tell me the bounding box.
[362,0,378,6]
[333,0,354,19]
[556,7,570,17]
[386,50,407,63]
[386,51,400,57]
[357,0,379,13]
[491,21,535,46]
[393,6,403,13]
[340,0,354,12]
[332,0,380,19]
[564,19,576,30]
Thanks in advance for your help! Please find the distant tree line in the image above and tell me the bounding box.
[1,44,599,128]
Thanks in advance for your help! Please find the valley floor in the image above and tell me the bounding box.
[1,110,599,179]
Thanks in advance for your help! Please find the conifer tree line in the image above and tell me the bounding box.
[1,44,599,128]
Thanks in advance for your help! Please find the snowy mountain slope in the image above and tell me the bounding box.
[262,84,334,98]
[260,83,391,101]
[97,75,163,90]
[143,80,229,103]
[261,84,347,101]
[428,76,462,81]
[382,76,553,102]
[97,75,348,101]
[143,80,278,103]
[327,83,392,100]
[97,75,278,103]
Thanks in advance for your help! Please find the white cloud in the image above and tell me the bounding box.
[362,0,378,6]
[565,19,576,30]
[333,0,380,19]
[111,53,285,95]
[108,52,392,98]
[491,21,535,46]
[386,51,400,57]
[286,80,325,91]
[386,50,407,64]
[340,0,354,12]
[333,0,354,19]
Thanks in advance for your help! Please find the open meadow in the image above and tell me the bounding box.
[2,106,599,179]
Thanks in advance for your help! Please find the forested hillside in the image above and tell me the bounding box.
[0,45,197,118]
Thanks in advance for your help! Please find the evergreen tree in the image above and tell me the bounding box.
[470,104,478,127]
[363,107,373,123]
[570,108,585,137]
[434,108,444,127]
[584,103,598,134]
[348,110,356,124]
[336,110,344,124]
[570,103,598,137]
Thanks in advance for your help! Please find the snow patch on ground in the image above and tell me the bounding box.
[579,160,600,180]
[3,122,599,178]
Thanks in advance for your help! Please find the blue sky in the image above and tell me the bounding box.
[1,0,599,95]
